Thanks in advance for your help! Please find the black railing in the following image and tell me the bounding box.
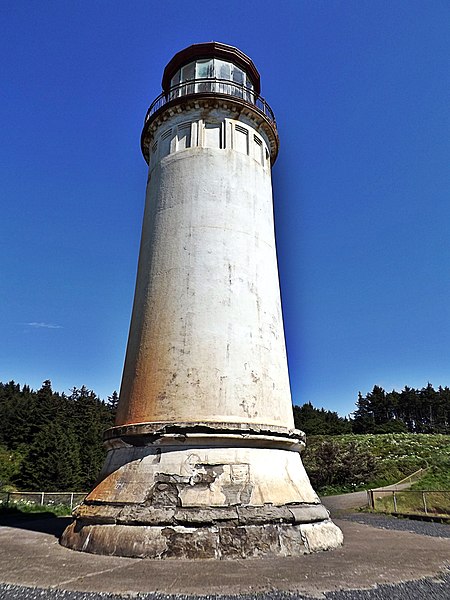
[144,78,276,125]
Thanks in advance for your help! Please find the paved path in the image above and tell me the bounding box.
[321,492,368,513]
[0,515,448,597]
[321,479,417,514]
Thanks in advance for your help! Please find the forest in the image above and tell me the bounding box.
[0,380,116,492]
[1,379,449,492]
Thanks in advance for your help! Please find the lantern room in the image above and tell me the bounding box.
[161,41,261,102]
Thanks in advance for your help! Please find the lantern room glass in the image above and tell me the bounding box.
[169,58,255,102]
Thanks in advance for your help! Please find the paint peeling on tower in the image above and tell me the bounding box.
[60,42,343,558]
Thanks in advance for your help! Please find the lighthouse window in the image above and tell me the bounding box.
[196,59,214,92]
[181,61,195,94]
[215,59,232,94]
[160,129,172,158]
[216,59,231,80]
[253,135,263,165]
[204,123,222,149]
[196,59,213,79]
[177,123,191,150]
[234,124,248,155]
[182,62,195,80]
[232,66,244,84]
[232,67,245,98]
[169,70,181,99]
[169,59,257,103]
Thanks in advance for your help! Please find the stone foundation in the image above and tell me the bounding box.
[60,424,343,559]
[61,505,342,559]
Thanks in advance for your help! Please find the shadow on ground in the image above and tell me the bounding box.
[0,511,71,537]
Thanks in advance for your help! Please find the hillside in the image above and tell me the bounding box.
[303,433,450,495]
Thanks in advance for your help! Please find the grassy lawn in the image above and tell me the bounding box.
[0,501,72,519]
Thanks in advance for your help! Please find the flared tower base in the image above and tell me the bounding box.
[60,423,343,559]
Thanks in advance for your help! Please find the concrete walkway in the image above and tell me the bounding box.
[320,476,419,514]
[321,491,369,512]
[0,515,449,597]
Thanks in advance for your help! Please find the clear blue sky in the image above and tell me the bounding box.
[1,1,449,416]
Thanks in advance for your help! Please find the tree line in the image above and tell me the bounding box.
[352,384,450,434]
[1,379,449,492]
[294,383,450,435]
[0,380,117,492]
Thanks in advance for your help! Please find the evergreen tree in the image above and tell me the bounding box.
[69,386,114,488]
[18,422,81,491]
[293,402,351,435]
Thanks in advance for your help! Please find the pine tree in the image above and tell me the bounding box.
[18,422,81,491]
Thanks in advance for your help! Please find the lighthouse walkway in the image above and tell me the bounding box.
[0,508,449,599]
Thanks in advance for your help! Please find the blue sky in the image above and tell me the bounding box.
[1,1,449,416]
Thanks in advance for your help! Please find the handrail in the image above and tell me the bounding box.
[144,78,276,125]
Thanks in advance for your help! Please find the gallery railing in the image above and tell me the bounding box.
[144,78,276,125]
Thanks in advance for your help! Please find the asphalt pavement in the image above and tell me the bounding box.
[0,512,449,599]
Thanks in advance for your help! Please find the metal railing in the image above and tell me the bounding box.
[367,489,450,517]
[144,78,276,125]
[0,491,86,510]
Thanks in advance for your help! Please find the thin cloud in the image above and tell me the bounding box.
[25,322,63,329]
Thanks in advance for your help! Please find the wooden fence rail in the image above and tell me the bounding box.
[367,489,450,517]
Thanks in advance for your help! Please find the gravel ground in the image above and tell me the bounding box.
[0,574,450,600]
[338,512,450,538]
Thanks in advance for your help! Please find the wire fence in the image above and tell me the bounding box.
[0,491,86,510]
[367,489,450,517]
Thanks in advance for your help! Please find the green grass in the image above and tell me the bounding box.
[410,458,450,491]
[0,501,72,518]
[372,490,450,516]
[305,433,450,494]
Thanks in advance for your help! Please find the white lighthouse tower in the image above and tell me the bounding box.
[61,42,343,558]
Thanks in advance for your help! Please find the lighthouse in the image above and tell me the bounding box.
[61,42,343,558]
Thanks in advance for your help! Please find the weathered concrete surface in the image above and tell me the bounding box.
[119,110,291,429]
[86,443,319,506]
[63,45,342,557]
[61,518,341,559]
[2,517,450,596]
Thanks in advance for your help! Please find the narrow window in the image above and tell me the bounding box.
[160,129,172,158]
[181,62,195,95]
[253,135,263,164]
[234,124,248,155]
[170,70,181,99]
[181,61,195,81]
[204,123,221,149]
[149,141,158,168]
[232,66,245,98]
[215,59,232,94]
[177,123,191,150]
[196,59,214,92]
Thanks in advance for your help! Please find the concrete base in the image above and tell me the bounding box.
[61,518,343,559]
[60,424,343,558]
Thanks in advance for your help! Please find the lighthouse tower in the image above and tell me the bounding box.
[61,42,343,558]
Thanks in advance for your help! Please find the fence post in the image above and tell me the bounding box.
[41,491,45,506]
[6,492,10,508]
[422,491,428,514]
[70,493,74,510]
[393,491,398,512]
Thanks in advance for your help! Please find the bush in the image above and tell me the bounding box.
[303,439,376,492]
